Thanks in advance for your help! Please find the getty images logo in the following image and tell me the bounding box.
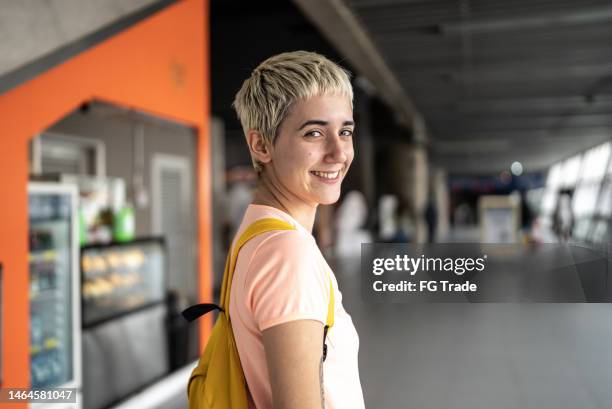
[372,254,488,277]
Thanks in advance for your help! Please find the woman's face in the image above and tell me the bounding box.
[265,93,354,206]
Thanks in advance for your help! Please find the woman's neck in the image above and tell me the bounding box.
[251,176,317,233]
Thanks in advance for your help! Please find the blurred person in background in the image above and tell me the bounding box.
[230,51,365,409]
[553,189,573,243]
[454,201,476,226]
[334,190,372,258]
[424,198,437,244]
[393,198,414,243]
[378,194,399,242]
[518,189,538,245]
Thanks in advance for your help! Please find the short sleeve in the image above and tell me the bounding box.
[245,230,329,332]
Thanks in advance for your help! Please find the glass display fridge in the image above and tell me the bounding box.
[80,238,166,327]
[28,182,81,407]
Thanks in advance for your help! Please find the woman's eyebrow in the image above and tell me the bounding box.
[298,119,355,130]
[298,119,327,130]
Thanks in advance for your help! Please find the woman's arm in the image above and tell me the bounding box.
[262,320,325,409]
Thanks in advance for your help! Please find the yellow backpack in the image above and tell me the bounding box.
[182,217,335,409]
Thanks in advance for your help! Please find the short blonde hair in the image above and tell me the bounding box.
[233,51,353,171]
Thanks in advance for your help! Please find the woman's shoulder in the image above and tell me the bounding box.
[241,228,331,329]
[251,227,316,258]
[237,222,324,280]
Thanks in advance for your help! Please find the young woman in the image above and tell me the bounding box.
[230,51,365,409]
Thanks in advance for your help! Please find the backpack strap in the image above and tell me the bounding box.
[221,218,296,311]
[182,218,295,322]
[182,303,223,322]
[322,276,334,361]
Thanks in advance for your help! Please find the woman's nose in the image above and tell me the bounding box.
[326,134,349,163]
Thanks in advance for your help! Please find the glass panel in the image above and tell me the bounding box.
[572,183,599,217]
[591,220,609,244]
[573,217,591,241]
[29,191,73,388]
[598,182,612,217]
[580,142,610,182]
[541,189,558,215]
[81,239,166,326]
[560,154,583,188]
[546,163,563,188]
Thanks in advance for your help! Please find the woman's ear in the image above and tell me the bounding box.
[246,130,272,165]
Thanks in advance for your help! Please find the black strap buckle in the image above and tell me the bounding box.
[181,303,224,322]
[322,325,330,362]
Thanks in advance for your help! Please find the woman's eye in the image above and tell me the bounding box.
[340,129,354,137]
[305,130,323,138]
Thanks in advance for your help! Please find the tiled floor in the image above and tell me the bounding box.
[333,254,612,409]
[115,363,192,409]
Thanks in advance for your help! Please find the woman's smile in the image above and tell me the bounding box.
[310,169,342,183]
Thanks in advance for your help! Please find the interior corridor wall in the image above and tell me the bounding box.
[0,0,211,399]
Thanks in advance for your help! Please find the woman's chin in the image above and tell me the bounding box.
[316,192,342,205]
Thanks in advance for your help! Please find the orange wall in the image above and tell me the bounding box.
[0,0,211,402]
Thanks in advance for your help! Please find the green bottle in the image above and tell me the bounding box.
[78,209,87,246]
[113,204,135,242]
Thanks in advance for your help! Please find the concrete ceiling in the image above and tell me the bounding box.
[338,0,612,174]
[0,0,158,77]
[2,0,610,176]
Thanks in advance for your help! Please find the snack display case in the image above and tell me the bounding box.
[80,238,166,327]
[28,182,81,407]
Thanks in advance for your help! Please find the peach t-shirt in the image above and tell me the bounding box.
[229,204,365,409]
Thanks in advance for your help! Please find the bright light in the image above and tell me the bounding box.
[511,161,523,176]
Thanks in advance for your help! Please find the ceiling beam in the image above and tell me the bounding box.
[440,6,612,35]
[291,0,423,137]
